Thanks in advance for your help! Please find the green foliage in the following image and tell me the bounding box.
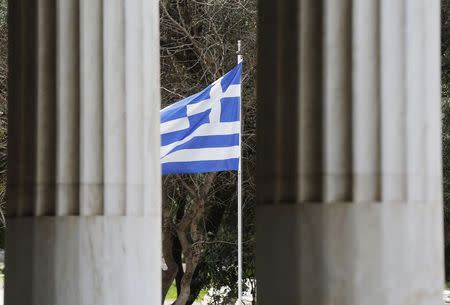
[188,183,256,303]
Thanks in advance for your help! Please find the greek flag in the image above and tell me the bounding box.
[161,63,242,175]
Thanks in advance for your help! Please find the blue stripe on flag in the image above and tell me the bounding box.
[220,97,240,122]
[185,85,213,105]
[161,105,187,123]
[161,109,211,146]
[161,87,210,123]
[163,134,240,157]
[220,63,242,88]
[162,158,239,175]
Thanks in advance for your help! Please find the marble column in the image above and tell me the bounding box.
[257,0,443,304]
[5,1,161,304]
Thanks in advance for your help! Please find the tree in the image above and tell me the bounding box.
[441,0,450,281]
[160,0,257,303]
[0,0,8,247]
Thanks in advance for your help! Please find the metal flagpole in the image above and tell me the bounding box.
[237,40,243,305]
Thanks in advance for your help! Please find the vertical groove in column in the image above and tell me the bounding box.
[7,0,20,217]
[6,1,162,302]
[256,0,279,205]
[406,0,428,203]
[104,0,126,215]
[142,0,160,216]
[299,0,324,202]
[35,0,56,216]
[380,0,407,202]
[15,1,26,216]
[424,0,442,203]
[273,0,282,204]
[18,0,37,216]
[80,0,104,216]
[323,0,353,203]
[275,0,299,204]
[257,0,440,207]
[271,0,281,205]
[55,0,80,216]
[125,0,144,215]
[352,0,381,202]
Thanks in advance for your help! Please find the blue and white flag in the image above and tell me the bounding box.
[160,63,242,175]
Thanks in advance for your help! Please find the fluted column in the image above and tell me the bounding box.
[257,0,443,304]
[5,1,161,304]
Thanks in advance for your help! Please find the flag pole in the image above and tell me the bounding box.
[237,40,243,305]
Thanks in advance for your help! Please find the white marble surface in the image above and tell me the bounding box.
[256,0,443,304]
[6,217,161,305]
[257,204,444,305]
[5,0,161,304]
[444,290,450,303]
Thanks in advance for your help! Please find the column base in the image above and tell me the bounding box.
[257,203,444,305]
[5,216,160,305]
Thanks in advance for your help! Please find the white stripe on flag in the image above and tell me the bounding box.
[186,84,241,117]
[160,121,240,157]
[224,84,241,97]
[161,146,240,163]
[161,117,190,134]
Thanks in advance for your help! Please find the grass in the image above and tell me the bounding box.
[166,284,178,300]
[165,283,208,302]
[197,289,207,300]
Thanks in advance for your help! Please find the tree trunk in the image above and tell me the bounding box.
[185,264,203,305]
[186,200,228,304]
[162,231,178,301]
[174,199,207,304]
[173,253,201,305]
[162,190,179,301]
[174,236,184,295]
[174,202,186,295]
[172,173,216,305]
